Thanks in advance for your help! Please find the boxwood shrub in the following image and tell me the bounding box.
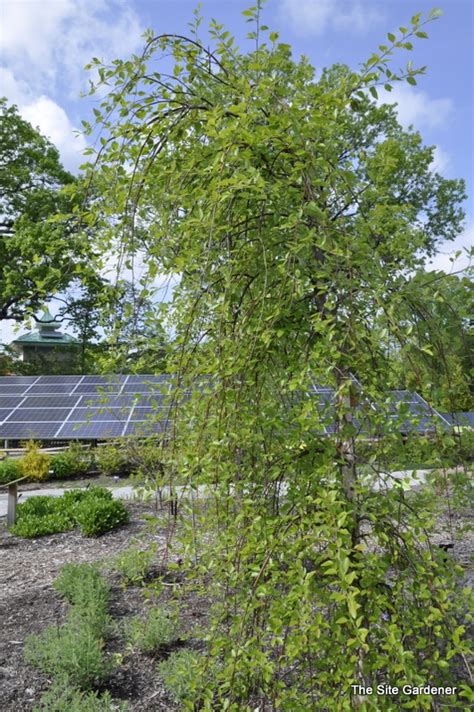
[75,498,129,537]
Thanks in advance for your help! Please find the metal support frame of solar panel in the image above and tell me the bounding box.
[0,375,173,440]
[387,390,451,433]
[309,383,449,436]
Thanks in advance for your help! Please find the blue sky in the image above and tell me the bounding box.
[0,0,472,342]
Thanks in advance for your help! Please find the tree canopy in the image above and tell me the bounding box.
[77,5,473,709]
[0,98,101,323]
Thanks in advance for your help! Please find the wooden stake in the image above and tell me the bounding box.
[7,482,18,527]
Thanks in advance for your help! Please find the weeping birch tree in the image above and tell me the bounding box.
[79,4,472,709]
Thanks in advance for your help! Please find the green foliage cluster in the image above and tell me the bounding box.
[0,98,103,325]
[10,487,128,538]
[78,3,473,709]
[50,443,94,480]
[113,543,157,586]
[33,680,127,712]
[158,649,200,703]
[125,606,180,653]
[75,497,129,536]
[18,440,51,482]
[0,457,20,484]
[25,563,114,690]
[95,444,130,477]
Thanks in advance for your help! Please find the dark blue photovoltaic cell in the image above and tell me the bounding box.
[27,384,76,395]
[59,421,126,438]
[81,375,125,384]
[35,375,82,384]
[121,383,154,391]
[125,420,169,436]
[0,376,37,384]
[5,408,71,422]
[128,375,170,384]
[73,384,112,394]
[131,407,170,421]
[0,386,25,395]
[0,422,62,438]
[21,396,81,409]
[69,408,129,422]
[0,409,12,421]
[0,397,21,409]
[79,395,137,408]
[441,412,474,428]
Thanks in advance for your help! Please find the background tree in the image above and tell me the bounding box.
[0,98,101,324]
[80,5,473,709]
[390,272,473,411]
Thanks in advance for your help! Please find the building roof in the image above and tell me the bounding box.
[12,309,79,346]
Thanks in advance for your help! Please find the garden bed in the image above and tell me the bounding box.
[0,501,208,711]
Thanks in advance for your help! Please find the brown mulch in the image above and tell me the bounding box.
[0,501,207,712]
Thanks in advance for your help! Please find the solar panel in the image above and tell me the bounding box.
[59,421,126,438]
[80,395,139,408]
[0,386,26,395]
[125,420,169,436]
[0,374,451,441]
[69,408,129,422]
[37,375,83,384]
[21,396,81,409]
[4,408,71,422]
[26,384,77,395]
[0,376,37,384]
[0,422,63,438]
[0,397,22,408]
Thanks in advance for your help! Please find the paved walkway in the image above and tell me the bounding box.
[0,485,137,518]
[0,470,433,519]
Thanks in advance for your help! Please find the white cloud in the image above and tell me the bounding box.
[0,0,143,97]
[20,96,88,173]
[377,84,453,131]
[1,0,144,173]
[430,145,451,176]
[0,67,33,105]
[280,0,382,36]
[426,222,473,274]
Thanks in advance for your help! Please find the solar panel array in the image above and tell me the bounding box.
[0,375,175,440]
[0,375,451,441]
[307,384,450,436]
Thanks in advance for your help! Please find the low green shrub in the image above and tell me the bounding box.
[125,607,180,653]
[113,544,156,586]
[158,648,200,702]
[10,487,127,539]
[18,440,51,482]
[54,563,110,613]
[75,498,129,537]
[25,618,114,689]
[61,486,113,509]
[10,495,74,537]
[15,495,61,518]
[10,511,73,538]
[27,564,116,691]
[0,457,20,484]
[95,445,130,477]
[33,679,128,712]
[50,443,94,480]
